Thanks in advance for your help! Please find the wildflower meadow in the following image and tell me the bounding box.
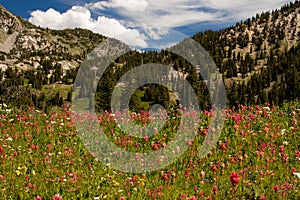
[0,101,299,199]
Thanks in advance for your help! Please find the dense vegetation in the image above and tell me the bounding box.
[0,101,298,199]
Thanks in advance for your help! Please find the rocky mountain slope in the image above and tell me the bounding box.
[0,5,106,110]
[192,1,300,106]
[0,5,105,72]
[194,1,300,80]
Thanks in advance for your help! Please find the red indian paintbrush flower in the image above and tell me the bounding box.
[273,185,279,193]
[34,196,42,200]
[188,196,198,200]
[230,172,239,186]
[212,185,218,194]
[52,194,62,200]
[260,194,266,200]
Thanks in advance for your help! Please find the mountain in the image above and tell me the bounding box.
[192,1,300,106]
[0,5,105,70]
[0,5,105,111]
[94,1,300,112]
[0,2,299,112]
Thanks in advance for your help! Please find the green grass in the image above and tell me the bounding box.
[0,101,299,199]
[41,83,72,99]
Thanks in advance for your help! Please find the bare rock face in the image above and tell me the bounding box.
[0,6,23,55]
[0,5,23,33]
[0,32,18,54]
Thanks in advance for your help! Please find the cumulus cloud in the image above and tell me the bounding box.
[29,6,148,47]
[29,6,94,30]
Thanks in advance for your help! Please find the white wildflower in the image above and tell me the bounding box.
[293,172,300,179]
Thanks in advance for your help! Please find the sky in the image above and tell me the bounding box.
[0,0,294,49]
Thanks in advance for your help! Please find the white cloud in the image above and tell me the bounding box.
[202,0,292,20]
[88,0,222,28]
[90,0,150,12]
[29,6,94,30]
[29,6,148,47]
[28,1,293,48]
[143,27,170,40]
[88,0,293,28]
[115,29,148,47]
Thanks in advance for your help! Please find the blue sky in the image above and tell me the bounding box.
[0,0,293,48]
